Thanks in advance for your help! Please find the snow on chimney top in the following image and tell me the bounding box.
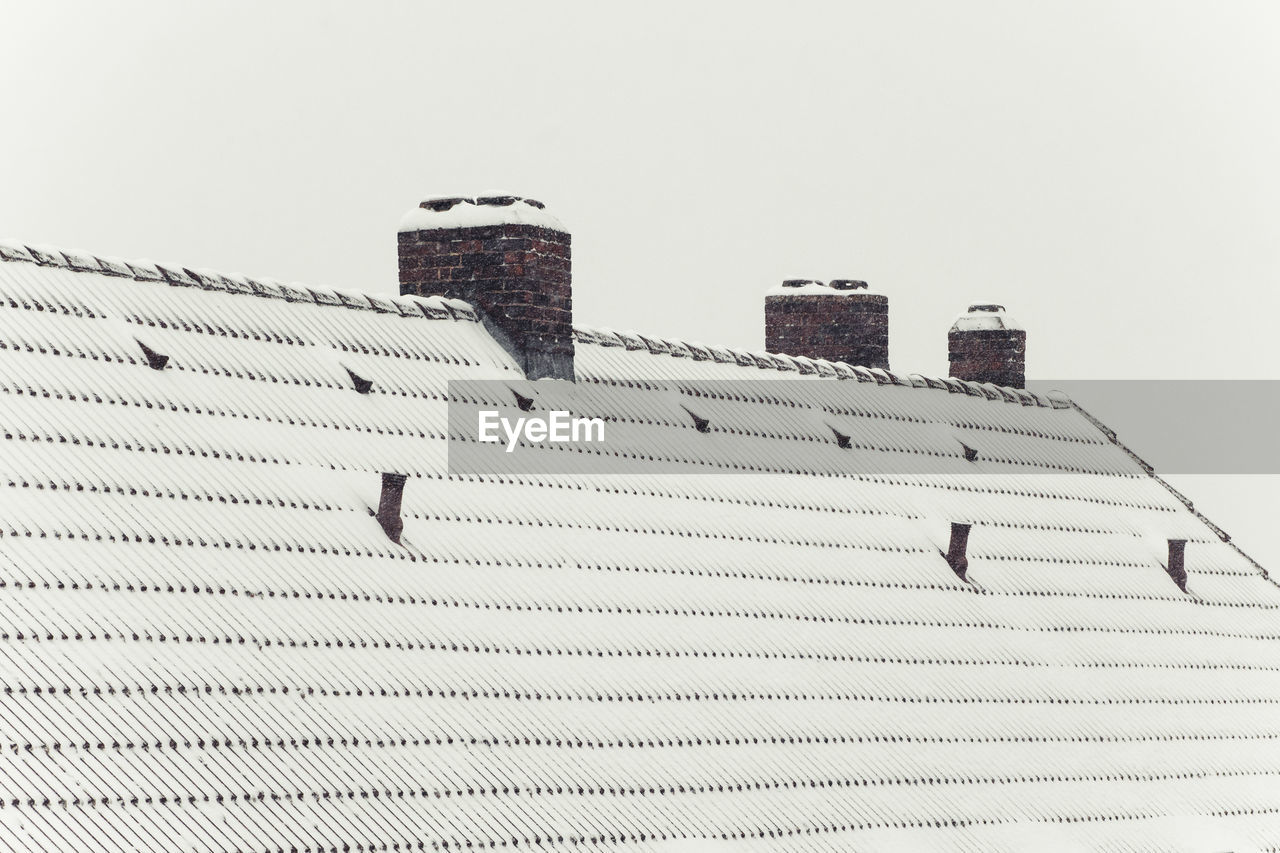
[398,195,566,233]
[951,302,1023,332]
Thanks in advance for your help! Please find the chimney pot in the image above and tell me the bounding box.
[781,279,824,288]
[828,279,868,291]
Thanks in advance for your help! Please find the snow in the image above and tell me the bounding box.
[0,247,1278,853]
[23,242,69,267]
[950,301,1025,331]
[765,279,883,296]
[0,239,35,263]
[123,257,165,281]
[398,196,567,233]
[58,246,102,271]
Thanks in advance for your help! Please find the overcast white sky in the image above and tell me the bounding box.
[2,1,1277,567]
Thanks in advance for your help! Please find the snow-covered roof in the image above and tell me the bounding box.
[1,241,1278,853]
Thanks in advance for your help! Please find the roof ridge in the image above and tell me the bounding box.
[572,323,1064,409]
[0,236,1066,411]
[0,237,482,324]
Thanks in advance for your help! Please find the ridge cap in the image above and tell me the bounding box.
[0,236,478,323]
[572,322,1045,406]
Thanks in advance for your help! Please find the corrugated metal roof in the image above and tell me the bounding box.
[0,244,1278,852]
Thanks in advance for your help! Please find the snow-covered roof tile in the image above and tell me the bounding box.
[307,286,343,306]
[274,280,312,302]
[59,247,103,272]
[124,258,165,281]
[388,296,424,318]
[410,295,453,320]
[93,254,134,278]
[154,261,200,286]
[790,354,817,375]
[593,328,625,348]
[218,271,255,294]
[24,243,69,266]
[244,275,287,299]
[0,238,35,263]
[442,297,478,321]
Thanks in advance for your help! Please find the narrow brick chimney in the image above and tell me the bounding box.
[398,195,572,380]
[948,303,1025,388]
[764,279,889,369]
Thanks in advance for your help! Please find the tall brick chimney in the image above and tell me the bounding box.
[948,303,1025,388]
[764,279,889,369]
[398,194,572,380]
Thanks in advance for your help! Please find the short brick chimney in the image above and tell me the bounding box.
[948,303,1025,388]
[764,279,889,369]
[398,195,572,380]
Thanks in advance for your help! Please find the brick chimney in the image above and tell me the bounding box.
[764,279,889,369]
[948,303,1025,388]
[398,195,572,380]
